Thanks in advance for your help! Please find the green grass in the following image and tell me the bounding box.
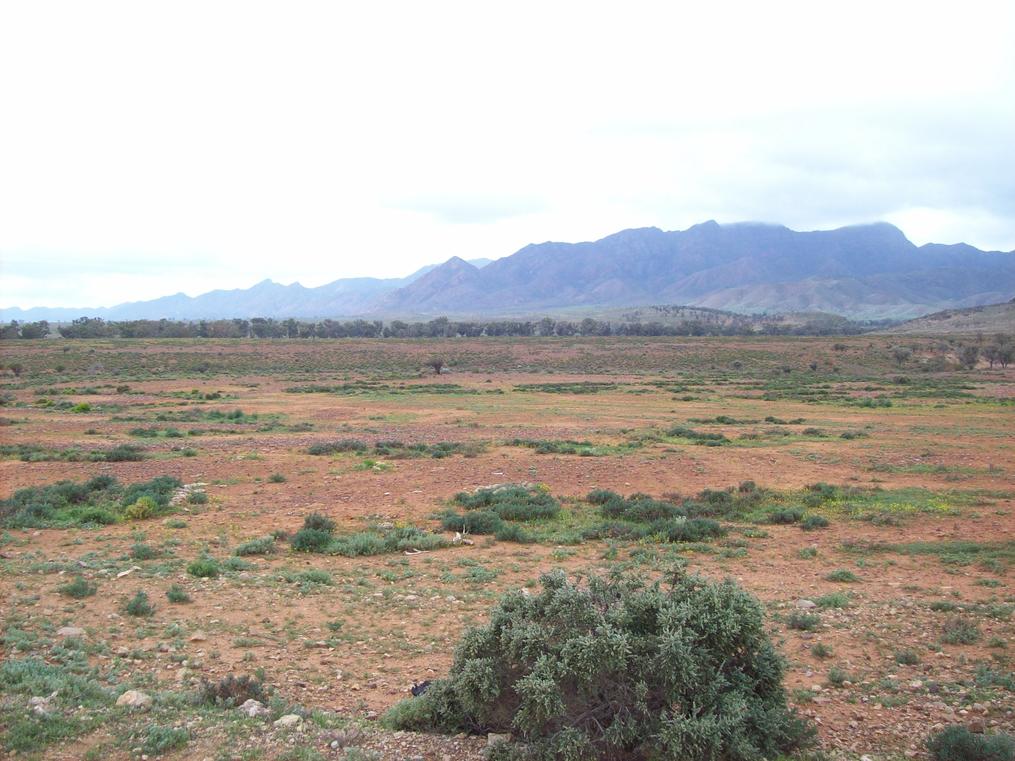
[840,540,1015,573]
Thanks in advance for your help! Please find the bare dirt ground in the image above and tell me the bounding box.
[1,336,1012,760]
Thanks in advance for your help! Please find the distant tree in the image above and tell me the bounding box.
[892,347,912,366]
[19,320,48,339]
[959,344,980,370]
[0,321,20,339]
[983,345,1000,368]
[537,317,556,337]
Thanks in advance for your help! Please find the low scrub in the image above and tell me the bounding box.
[306,439,368,455]
[452,483,561,521]
[234,535,276,556]
[200,674,267,706]
[666,425,730,445]
[291,512,448,556]
[0,474,180,528]
[384,570,812,760]
[927,725,1014,761]
[0,443,145,462]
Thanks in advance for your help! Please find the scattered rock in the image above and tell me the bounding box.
[57,626,85,638]
[273,714,303,729]
[189,631,208,642]
[116,690,153,709]
[237,699,270,718]
[796,599,817,609]
[487,733,511,747]
[27,691,58,716]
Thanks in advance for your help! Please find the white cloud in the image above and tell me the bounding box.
[1,0,1013,307]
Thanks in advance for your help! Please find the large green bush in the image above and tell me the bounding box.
[927,725,1014,761]
[384,570,812,760]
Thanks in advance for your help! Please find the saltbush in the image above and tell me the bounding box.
[452,484,561,521]
[927,725,1014,761]
[234,536,276,556]
[384,570,812,760]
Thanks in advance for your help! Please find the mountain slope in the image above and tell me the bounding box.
[883,298,1015,334]
[4,224,1013,321]
[373,222,1015,319]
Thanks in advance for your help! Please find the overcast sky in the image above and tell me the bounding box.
[2,1,1014,309]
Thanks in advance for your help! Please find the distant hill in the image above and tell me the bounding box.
[883,298,1015,335]
[4,223,1013,322]
[375,223,1015,320]
[2,259,494,322]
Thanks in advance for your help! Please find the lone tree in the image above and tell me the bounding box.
[385,569,813,760]
[427,358,445,375]
[959,344,980,370]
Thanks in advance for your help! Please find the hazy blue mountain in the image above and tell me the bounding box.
[373,222,1015,320]
[2,258,493,322]
[4,225,1013,321]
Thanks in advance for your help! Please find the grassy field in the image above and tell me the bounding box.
[1,335,1013,760]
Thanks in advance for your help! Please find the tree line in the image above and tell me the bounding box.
[2,313,890,340]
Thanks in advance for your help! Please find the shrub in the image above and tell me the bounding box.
[124,590,155,617]
[439,509,504,535]
[654,517,725,543]
[812,642,833,659]
[166,584,191,603]
[815,592,850,609]
[268,473,286,483]
[303,513,336,533]
[329,527,449,557]
[452,484,561,521]
[200,674,267,706]
[895,648,920,665]
[586,488,620,505]
[291,513,337,552]
[787,612,821,631]
[598,494,683,523]
[58,576,96,599]
[825,569,859,583]
[766,508,804,525]
[234,536,276,556]
[800,515,829,531]
[307,439,368,455]
[383,570,812,759]
[140,725,189,756]
[666,425,729,445]
[290,528,333,553]
[941,617,981,645]
[186,491,208,504]
[927,725,1014,761]
[493,522,534,543]
[124,496,158,520]
[827,667,850,686]
[187,556,220,578]
[129,542,160,560]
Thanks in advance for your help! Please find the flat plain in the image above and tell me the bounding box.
[1,335,1013,760]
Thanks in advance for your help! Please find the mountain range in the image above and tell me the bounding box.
[5,222,1015,321]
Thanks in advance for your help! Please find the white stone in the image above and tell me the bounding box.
[116,690,153,709]
[237,699,270,718]
[274,714,303,728]
[57,626,85,638]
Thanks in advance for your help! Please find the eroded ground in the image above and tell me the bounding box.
[1,336,1013,760]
